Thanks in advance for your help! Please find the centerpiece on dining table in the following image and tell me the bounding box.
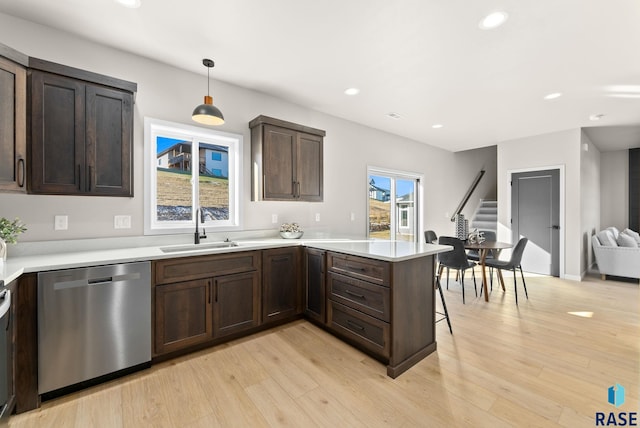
[467,228,485,244]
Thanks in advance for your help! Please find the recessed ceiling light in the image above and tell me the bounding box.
[386,112,402,120]
[344,87,360,96]
[544,92,563,100]
[589,113,605,121]
[115,0,141,8]
[432,124,443,129]
[479,11,508,30]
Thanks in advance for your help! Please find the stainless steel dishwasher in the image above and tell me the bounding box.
[38,261,151,395]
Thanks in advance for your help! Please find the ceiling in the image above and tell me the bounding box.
[1,0,639,152]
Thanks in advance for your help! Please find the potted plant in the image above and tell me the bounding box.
[279,222,304,239]
[0,217,27,261]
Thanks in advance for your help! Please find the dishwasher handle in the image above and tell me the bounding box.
[53,272,142,291]
[88,277,113,285]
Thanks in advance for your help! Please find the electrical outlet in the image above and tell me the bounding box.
[350,212,355,221]
[272,214,278,224]
[54,215,68,231]
[114,215,132,229]
[315,213,321,222]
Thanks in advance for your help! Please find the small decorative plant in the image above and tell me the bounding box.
[0,217,27,244]
[280,222,303,233]
[280,222,303,239]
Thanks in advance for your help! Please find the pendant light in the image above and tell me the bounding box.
[192,58,225,126]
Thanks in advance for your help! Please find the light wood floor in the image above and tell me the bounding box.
[9,272,639,427]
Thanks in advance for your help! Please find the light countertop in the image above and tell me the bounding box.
[0,237,451,284]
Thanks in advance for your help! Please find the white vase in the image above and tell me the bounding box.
[0,239,6,262]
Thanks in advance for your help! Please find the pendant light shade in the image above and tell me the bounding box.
[192,58,224,126]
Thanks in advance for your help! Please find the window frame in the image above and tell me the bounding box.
[144,117,243,235]
[366,166,423,242]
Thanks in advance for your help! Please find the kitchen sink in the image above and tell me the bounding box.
[160,241,239,253]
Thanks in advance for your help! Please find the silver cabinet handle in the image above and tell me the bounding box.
[0,290,11,319]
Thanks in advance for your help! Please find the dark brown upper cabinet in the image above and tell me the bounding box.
[250,115,324,201]
[0,44,28,193]
[28,58,136,196]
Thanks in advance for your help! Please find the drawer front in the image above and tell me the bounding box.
[328,272,390,322]
[328,301,390,359]
[154,251,260,285]
[327,252,390,286]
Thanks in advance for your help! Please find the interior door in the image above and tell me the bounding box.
[511,169,560,276]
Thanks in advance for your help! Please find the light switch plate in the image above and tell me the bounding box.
[272,214,278,224]
[54,215,68,231]
[315,213,321,222]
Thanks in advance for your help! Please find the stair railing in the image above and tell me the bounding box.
[450,170,485,222]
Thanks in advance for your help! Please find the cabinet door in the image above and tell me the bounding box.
[29,71,85,194]
[85,85,133,196]
[262,124,296,199]
[262,247,300,323]
[296,132,323,201]
[212,271,260,338]
[154,279,212,356]
[0,57,26,192]
[304,248,326,323]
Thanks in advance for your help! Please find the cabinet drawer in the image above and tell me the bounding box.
[328,272,390,322]
[154,251,259,285]
[328,301,390,359]
[327,252,390,286]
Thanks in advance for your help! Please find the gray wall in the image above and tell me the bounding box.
[497,129,583,280]
[600,150,628,232]
[0,13,496,243]
[580,131,600,275]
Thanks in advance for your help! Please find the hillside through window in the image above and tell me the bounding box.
[368,168,420,242]
[144,118,242,234]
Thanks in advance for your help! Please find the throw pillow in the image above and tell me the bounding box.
[623,228,640,244]
[606,226,620,239]
[597,229,617,247]
[617,233,638,248]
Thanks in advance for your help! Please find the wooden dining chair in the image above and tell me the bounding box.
[437,236,477,304]
[484,237,529,304]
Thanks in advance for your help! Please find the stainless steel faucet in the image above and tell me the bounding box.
[194,208,207,244]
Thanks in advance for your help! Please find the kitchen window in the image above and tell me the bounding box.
[367,167,422,242]
[144,118,243,234]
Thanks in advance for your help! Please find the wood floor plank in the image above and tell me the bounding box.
[245,377,319,427]
[121,372,173,428]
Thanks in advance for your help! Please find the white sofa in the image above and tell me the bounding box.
[591,227,640,281]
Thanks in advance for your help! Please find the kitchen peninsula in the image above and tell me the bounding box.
[1,236,451,412]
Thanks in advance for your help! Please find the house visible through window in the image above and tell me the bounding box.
[144,118,242,234]
[368,167,421,242]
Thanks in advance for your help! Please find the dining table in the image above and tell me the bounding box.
[464,240,513,301]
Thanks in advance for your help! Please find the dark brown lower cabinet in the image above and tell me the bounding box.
[325,251,436,378]
[152,251,261,358]
[262,247,301,324]
[154,279,212,355]
[212,271,260,338]
[304,248,326,323]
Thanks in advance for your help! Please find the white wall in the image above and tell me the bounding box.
[580,131,600,275]
[600,150,628,231]
[0,13,496,243]
[497,129,582,279]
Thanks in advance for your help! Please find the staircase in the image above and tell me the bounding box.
[471,200,497,234]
